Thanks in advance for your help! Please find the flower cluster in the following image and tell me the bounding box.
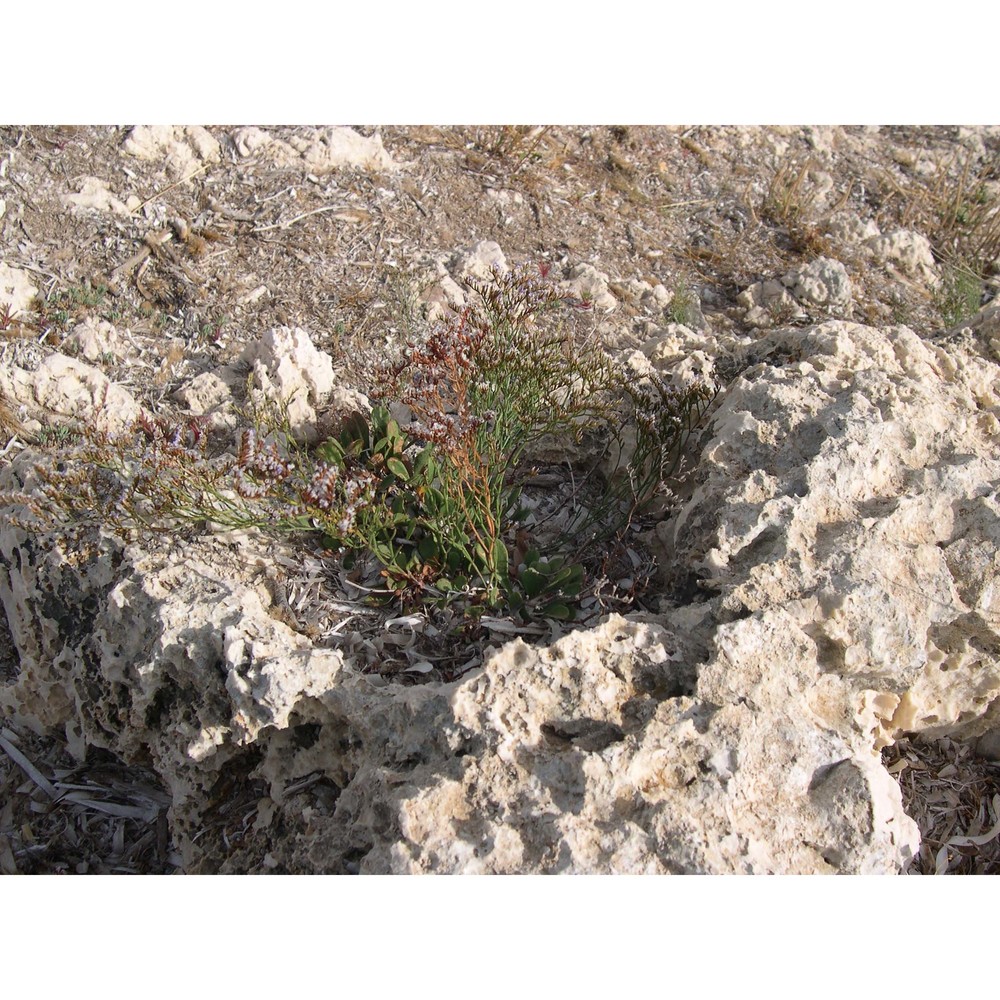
[301,462,340,511]
[407,412,487,448]
[15,262,717,622]
[472,262,561,325]
[618,368,716,495]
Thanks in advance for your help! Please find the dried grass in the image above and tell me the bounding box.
[883,735,1000,875]
[0,724,178,874]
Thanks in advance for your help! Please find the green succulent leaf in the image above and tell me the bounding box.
[540,601,575,621]
[549,564,584,595]
[386,457,409,480]
[418,535,440,562]
[520,566,547,598]
[339,411,370,450]
[491,538,508,580]
[316,438,345,465]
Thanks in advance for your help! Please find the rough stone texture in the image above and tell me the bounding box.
[559,263,618,312]
[239,326,335,403]
[63,318,128,362]
[359,615,917,874]
[0,352,143,434]
[618,279,673,314]
[173,370,235,417]
[171,327,339,439]
[947,302,1000,361]
[123,126,221,177]
[0,263,36,318]
[60,176,137,216]
[826,211,881,245]
[865,229,940,288]
[640,323,711,367]
[232,126,274,158]
[452,240,507,282]
[0,509,919,873]
[262,127,397,174]
[737,277,799,328]
[413,252,467,321]
[657,320,1000,753]
[0,524,343,852]
[413,242,509,322]
[6,316,998,873]
[739,258,853,328]
[785,257,852,310]
[237,326,335,441]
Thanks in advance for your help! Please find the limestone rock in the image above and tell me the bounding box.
[122,126,221,178]
[785,257,852,310]
[63,318,127,362]
[804,126,837,154]
[172,370,240,433]
[416,274,465,322]
[640,323,707,365]
[738,257,852,328]
[737,278,801,328]
[231,127,274,157]
[452,240,507,282]
[0,526,346,856]
[865,229,940,288]
[659,320,1000,749]
[264,127,397,174]
[0,511,920,874]
[173,327,337,440]
[238,327,335,442]
[239,326,335,402]
[645,283,673,312]
[0,352,142,434]
[944,302,1000,361]
[60,176,138,216]
[614,279,674,314]
[173,371,234,416]
[0,263,36,318]
[559,263,618,312]
[826,211,880,244]
[413,243,508,322]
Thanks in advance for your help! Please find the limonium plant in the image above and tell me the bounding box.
[13,264,714,620]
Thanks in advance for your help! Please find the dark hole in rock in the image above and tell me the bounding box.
[292,722,323,750]
[0,602,21,683]
[144,685,175,728]
[668,569,719,605]
[540,718,625,753]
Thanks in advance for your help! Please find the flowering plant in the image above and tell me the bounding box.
[14,265,714,620]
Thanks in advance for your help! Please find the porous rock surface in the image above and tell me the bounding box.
[738,257,853,328]
[170,325,337,439]
[0,351,144,434]
[60,176,137,216]
[229,126,398,174]
[123,125,222,178]
[865,229,941,288]
[0,262,36,317]
[3,314,999,873]
[657,318,1000,749]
